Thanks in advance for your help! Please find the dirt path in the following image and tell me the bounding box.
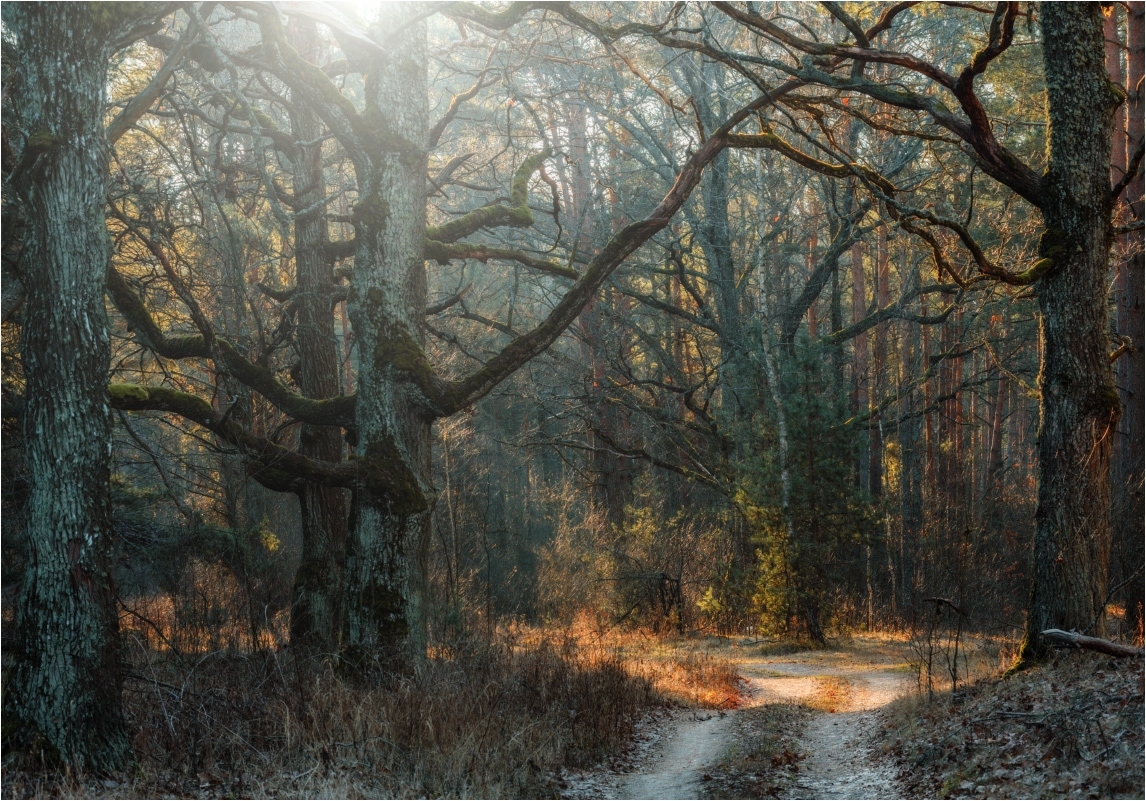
[753,660,904,800]
[604,639,909,800]
[618,710,736,800]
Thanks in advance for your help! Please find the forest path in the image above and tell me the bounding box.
[610,637,910,800]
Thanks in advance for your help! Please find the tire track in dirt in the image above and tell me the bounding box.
[751,662,904,800]
[586,641,910,800]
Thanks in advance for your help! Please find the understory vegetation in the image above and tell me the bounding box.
[3,626,740,799]
[882,651,1145,799]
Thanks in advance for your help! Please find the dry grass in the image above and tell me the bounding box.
[2,624,744,800]
[520,621,745,709]
[879,651,1145,799]
[805,676,853,713]
[635,645,744,709]
[698,702,810,800]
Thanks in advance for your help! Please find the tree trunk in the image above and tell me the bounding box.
[289,18,349,659]
[2,5,129,769]
[1114,0,1145,638]
[1023,3,1121,659]
[898,284,924,615]
[870,226,889,498]
[851,240,870,490]
[343,10,434,657]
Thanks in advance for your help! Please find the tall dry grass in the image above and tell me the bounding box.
[3,621,742,799]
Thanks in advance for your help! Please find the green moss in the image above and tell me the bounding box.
[216,339,353,425]
[1011,629,1049,672]
[107,383,149,402]
[1012,257,1055,284]
[1107,78,1128,106]
[366,288,386,307]
[86,2,154,36]
[424,148,550,243]
[352,435,427,514]
[351,192,390,232]
[1010,227,1068,284]
[1038,227,1067,260]
[373,319,438,398]
[511,148,552,207]
[25,129,57,153]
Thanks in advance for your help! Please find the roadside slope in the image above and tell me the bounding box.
[882,651,1144,799]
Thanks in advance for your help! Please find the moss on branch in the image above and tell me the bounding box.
[726,130,897,199]
[108,383,356,491]
[107,266,355,427]
[424,241,579,280]
[425,148,551,243]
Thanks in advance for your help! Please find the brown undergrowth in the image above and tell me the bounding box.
[698,702,811,800]
[879,651,1144,799]
[2,626,740,799]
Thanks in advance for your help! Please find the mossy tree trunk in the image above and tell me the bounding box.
[251,3,794,657]
[2,4,130,769]
[342,10,433,656]
[1023,3,1122,656]
[287,18,349,661]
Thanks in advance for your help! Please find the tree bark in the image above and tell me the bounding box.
[871,225,890,498]
[2,4,130,769]
[343,10,434,656]
[898,267,924,616]
[288,18,349,660]
[1023,3,1122,659]
[851,240,870,490]
[1114,0,1145,637]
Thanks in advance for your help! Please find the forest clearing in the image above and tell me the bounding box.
[1,1,1143,799]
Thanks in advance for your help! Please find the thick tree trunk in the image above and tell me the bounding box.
[2,5,129,769]
[690,60,753,420]
[289,19,349,659]
[1115,1,1145,637]
[343,11,434,656]
[1023,3,1121,659]
[704,150,752,415]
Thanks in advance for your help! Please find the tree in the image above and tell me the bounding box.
[1,2,173,769]
[95,2,805,654]
[684,0,1131,657]
[286,17,350,660]
[1024,2,1124,654]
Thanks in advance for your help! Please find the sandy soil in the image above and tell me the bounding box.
[566,639,910,800]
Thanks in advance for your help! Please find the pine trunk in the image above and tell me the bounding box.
[1024,3,1121,656]
[289,18,349,659]
[851,241,870,490]
[3,5,129,769]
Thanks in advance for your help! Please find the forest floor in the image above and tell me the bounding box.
[557,633,1145,801]
[557,634,913,800]
[4,628,1140,799]
[882,648,1144,799]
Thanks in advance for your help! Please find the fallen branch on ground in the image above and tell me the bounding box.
[1039,629,1144,658]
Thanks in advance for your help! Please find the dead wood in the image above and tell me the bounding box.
[1039,629,1145,658]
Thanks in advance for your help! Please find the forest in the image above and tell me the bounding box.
[1,2,1143,799]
